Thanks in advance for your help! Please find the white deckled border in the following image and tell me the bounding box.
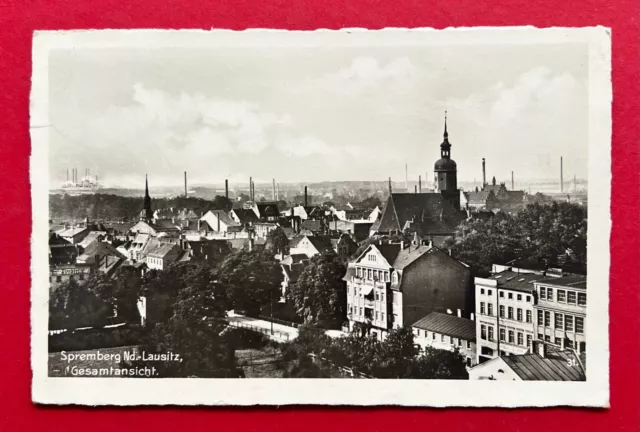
[30,26,611,407]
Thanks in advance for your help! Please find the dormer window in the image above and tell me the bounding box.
[392,271,398,284]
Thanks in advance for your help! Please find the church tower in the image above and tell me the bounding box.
[434,112,460,210]
[140,174,153,221]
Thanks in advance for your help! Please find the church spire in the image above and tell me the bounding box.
[142,174,153,221]
[440,110,451,158]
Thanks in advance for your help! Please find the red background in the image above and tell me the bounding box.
[1,0,638,429]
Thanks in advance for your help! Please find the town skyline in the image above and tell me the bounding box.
[49,42,589,188]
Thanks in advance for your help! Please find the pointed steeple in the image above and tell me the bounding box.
[142,174,153,221]
[440,110,451,158]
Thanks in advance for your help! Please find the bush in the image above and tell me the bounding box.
[48,325,146,353]
[223,327,268,350]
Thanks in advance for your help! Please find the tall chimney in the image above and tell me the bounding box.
[66,169,69,182]
[249,177,252,201]
[419,175,422,193]
[225,179,229,199]
[277,183,280,201]
[184,171,187,197]
[304,186,308,207]
[511,171,514,191]
[252,180,255,201]
[414,185,417,194]
[405,164,408,192]
[560,157,564,193]
[482,158,486,187]
[388,177,392,194]
[272,178,276,201]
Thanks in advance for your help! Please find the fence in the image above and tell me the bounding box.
[227,320,292,342]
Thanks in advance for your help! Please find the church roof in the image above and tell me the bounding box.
[434,157,457,171]
[375,193,462,235]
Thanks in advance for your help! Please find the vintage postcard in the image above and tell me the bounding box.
[31,27,611,406]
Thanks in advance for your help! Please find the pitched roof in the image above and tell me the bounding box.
[256,201,280,218]
[465,191,495,204]
[502,350,585,381]
[78,231,106,249]
[77,241,124,263]
[392,244,435,270]
[57,226,89,238]
[201,210,240,227]
[372,243,402,266]
[301,219,322,232]
[411,312,476,341]
[232,208,259,224]
[305,235,334,254]
[146,243,179,259]
[376,193,462,234]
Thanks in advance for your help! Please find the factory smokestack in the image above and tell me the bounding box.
[225,179,229,199]
[66,169,69,182]
[419,175,422,193]
[388,177,392,194]
[272,178,276,201]
[304,186,308,207]
[511,171,514,191]
[405,164,408,192]
[414,185,417,194]
[482,158,486,187]
[184,171,187,197]
[277,183,280,201]
[560,157,564,193]
[249,177,253,201]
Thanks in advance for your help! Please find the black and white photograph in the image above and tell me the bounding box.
[30,27,611,406]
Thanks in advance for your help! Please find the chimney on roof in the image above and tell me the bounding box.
[400,240,405,250]
[470,313,475,321]
[457,309,462,318]
[304,186,308,207]
[447,309,452,315]
[225,179,229,199]
[533,340,547,358]
[482,158,486,187]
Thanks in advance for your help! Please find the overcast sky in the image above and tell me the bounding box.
[49,42,588,188]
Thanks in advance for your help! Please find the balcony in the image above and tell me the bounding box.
[364,298,375,308]
[352,276,388,288]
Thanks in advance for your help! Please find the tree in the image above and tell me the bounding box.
[408,347,469,379]
[267,226,290,256]
[288,254,346,327]
[211,195,232,212]
[217,249,283,316]
[134,263,238,378]
[371,327,419,378]
[358,196,382,209]
[49,277,112,330]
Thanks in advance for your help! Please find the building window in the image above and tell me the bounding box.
[537,310,543,325]
[480,302,486,315]
[555,313,564,329]
[488,326,494,341]
[568,291,577,304]
[566,339,574,349]
[575,317,584,334]
[375,292,379,300]
[538,333,544,340]
[526,295,531,302]
[368,269,372,279]
[526,310,532,323]
[382,313,385,322]
[481,325,487,340]
[499,305,505,318]
[565,315,574,331]
[481,288,485,295]
[487,289,492,296]
[540,287,546,300]
[517,332,524,346]
[499,291,504,298]
[578,293,586,306]
[385,272,390,282]
[457,338,462,347]
[467,341,472,349]
[527,334,532,347]
[508,331,514,344]
[432,331,436,340]
[557,290,566,302]
[554,337,562,346]
[545,335,551,342]
[517,294,522,301]
[449,336,454,344]
[499,328,506,342]
[56,276,62,282]
[507,307,513,320]
[580,342,586,352]
[376,311,379,320]
[544,311,551,327]
[441,334,445,342]
[508,293,513,300]
[517,308,523,322]
[415,328,419,336]
[392,272,398,284]
[547,288,554,301]
[360,307,363,316]
[487,304,493,316]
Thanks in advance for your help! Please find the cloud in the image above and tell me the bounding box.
[315,57,420,96]
[275,135,337,157]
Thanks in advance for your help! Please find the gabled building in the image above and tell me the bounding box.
[468,341,585,381]
[56,226,90,245]
[290,234,334,258]
[411,311,477,367]
[330,233,358,256]
[199,210,241,234]
[230,208,260,226]
[145,243,182,271]
[343,238,473,340]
